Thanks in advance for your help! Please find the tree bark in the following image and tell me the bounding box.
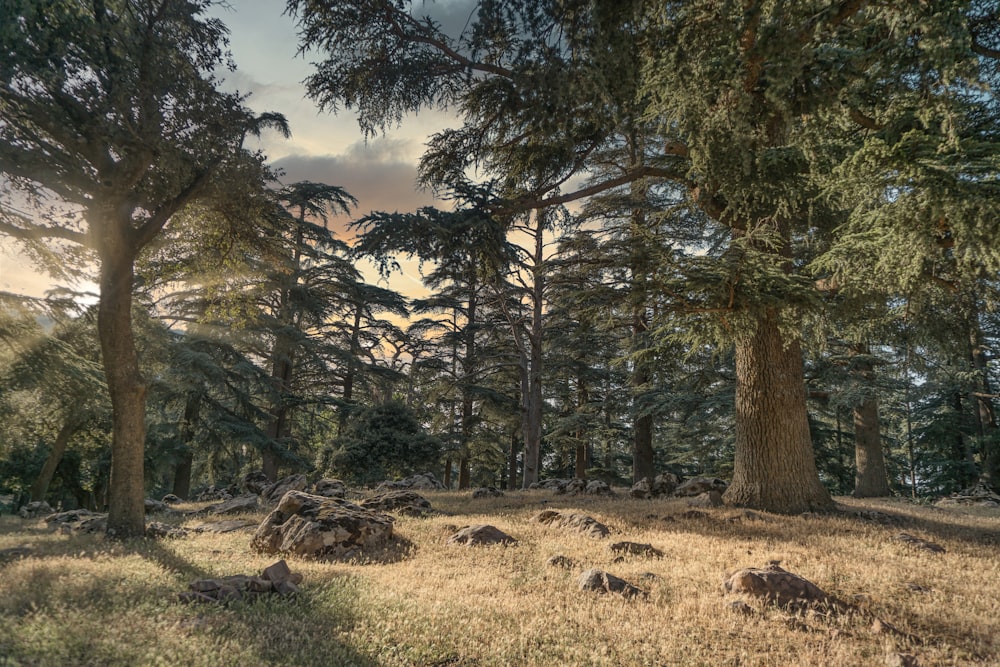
[851,349,890,497]
[970,324,999,485]
[724,310,833,512]
[98,236,148,538]
[30,420,78,502]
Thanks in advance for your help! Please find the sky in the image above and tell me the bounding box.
[0,0,470,300]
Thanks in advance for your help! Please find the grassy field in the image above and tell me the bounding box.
[1,491,998,666]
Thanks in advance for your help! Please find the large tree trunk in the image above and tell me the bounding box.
[30,420,78,502]
[631,337,655,483]
[851,349,890,497]
[98,247,148,538]
[724,310,833,513]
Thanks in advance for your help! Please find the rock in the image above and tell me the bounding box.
[556,478,586,495]
[630,477,653,499]
[472,487,504,499]
[65,515,108,534]
[630,474,680,498]
[204,494,259,516]
[895,533,945,554]
[688,490,724,508]
[531,510,610,539]
[312,478,347,499]
[375,472,444,491]
[447,524,517,546]
[885,653,920,667]
[585,480,614,496]
[189,520,256,534]
[43,509,99,525]
[935,482,1000,507]
[533,478,569,492]
[546,555,577,569]
[146,521,189,539]
[260,474,309,504]
[360,490,432,516]
[179,560,302,605]
[722,561,847,610]
[609,541,664,559]
[240,471,271,495]
[674,477,728,497]
[144,498,172,514]
[161,494,182,505]
[251,491,394,559]
[577,569,647,599]
[195,485,232,502]
[18,501,53,519]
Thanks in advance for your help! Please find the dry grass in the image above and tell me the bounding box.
[1,492,998,666]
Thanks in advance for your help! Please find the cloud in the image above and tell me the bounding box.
[272,138,444,238]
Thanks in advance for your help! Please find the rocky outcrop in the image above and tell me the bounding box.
[178,559,302,604]
[447,524,517,546]
[472,487,504,499]
[578,569,647,599]
[935,482,1000,508]
[251,491,394,560]
[375,472,444,491]
[674,477,728,497]
[609,541,664,559]
[18,501,53,519]
[195,485,233,502]
[144,498,172,514]
[360,490,432,516]
[531,510,610,539]
[240,471,270,495]
[722,561,847,611]
[260,474,309,504]
[312,478,347,499]
[203,494,259,516]
[532,478,615,496]
[629,473,680,499]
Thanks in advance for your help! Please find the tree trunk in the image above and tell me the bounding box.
[724,310,833,512]
[172,451,193,500]
[508,428,520,490]
[458,453,471,489]
[852,397,890,497]
[30,420,78,502]
[575,377,590,480]
[443,456,452,488]
[851,349,890,497]
[98,245,148,538]
[264,335,294,482]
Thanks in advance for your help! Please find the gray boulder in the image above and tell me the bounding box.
[688,490,724,508]
[531,510,609,539]
[360,490,432,516]
[447,524,517,546]
[204,494,259,516]
[375,472,444,491]
[472,487,504,499]
[260,474,309,504]
[312,478,347,499]
[18,501,53,519]
[630,473,680,499]
[251,491,394,560]
[674,477,728,497]
[578,569,647,599]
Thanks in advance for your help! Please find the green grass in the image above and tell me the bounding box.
[1,492,998,666]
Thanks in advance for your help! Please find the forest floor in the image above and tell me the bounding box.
[1,491,998,666]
